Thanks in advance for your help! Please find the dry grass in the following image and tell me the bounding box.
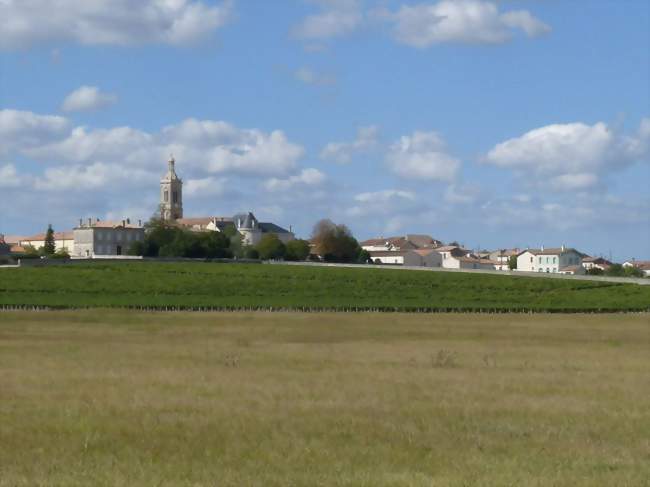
[0,311,648,486]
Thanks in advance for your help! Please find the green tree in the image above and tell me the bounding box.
[508,255,517,270]
[256,234,286,260]
[128,241,145,256]
[357,249,371,264]
[285,239,311,261]
[311,219,361,263]
[244,247,260,259]
[51,248,70,259]
[43,224,56,256]
[605,264,625,277]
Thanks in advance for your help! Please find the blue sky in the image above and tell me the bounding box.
[1,0,648,260]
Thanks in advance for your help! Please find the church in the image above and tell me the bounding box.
[159,156,294,246]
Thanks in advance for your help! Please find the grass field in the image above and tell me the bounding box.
[0,311,648,486]
[1,262,650,311]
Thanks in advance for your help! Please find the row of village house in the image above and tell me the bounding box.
[359,234,650,276]
[2,224,649,277]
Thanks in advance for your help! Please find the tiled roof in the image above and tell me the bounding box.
[522,247,584,256]
[21,231,74,241]
[414,248,436,256]
[2,235,26,245]
[83,221,142,229]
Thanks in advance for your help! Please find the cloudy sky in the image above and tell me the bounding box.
[1,0,648,260]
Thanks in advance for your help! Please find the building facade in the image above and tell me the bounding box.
[72,220,144,258]
[160,156,183,221]
[516,247,585,273]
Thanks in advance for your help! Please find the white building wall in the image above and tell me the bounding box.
[73,227,144,257]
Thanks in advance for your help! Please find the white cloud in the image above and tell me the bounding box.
[0,109,69,154]
[444,183,482,205]
[0,0,233,50]
[387,0,550,48]
[162,119,305,176]
[184,177,229,197]
[26,126,156,167]
[484,119,650,190]
[347,189,418,218]
[354,189,416,203]
[386,130,460,182]
[264,168,326,192]
[292,0,363,40]
[0,164,24,188]
[33,162,154,192]
[294,67,337,86]
[321,125,379,164]
[19,116,305,178]
[61,86,118,112]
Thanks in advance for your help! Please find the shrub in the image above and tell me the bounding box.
[285,239,310,261]
[256,234,286,260]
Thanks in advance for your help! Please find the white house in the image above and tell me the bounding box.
[488,249,520,271]
[435,246,471,269]
[72,219,145,258]
[369,250,425,266]
[582,257,612,271]
[20,231,74,253]
[516,246,585,274]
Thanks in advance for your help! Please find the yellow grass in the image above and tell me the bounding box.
[0,311,648,486]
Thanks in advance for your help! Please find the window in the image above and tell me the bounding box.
[173,191,178,204]
[553,257,557,264]
[538,268,543,272]
[546,257,550,264]
[538,257,542,264]
[164,190,169,203]
[546,268,550,273]
[530,257,533,263]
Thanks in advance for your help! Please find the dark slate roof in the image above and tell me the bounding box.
[260,222,291,234]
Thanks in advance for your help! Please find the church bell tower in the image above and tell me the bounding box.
[160,155,183,221]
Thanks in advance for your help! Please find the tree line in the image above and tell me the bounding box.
[127,218,371,263]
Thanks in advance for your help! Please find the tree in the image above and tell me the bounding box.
[244,247,259,259]
[256,234,286,260]
[508,255,517,270]
[51,248,70,259]
[311,219,361,263]
[605,264,643,278]
[357,249,372,264]
[128,241,145,256]
[285,239,311,261]
[43,224,56,255]
[140,217,233,258]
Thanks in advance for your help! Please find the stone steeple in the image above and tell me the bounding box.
[160,155,183,221]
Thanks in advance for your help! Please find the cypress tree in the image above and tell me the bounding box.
[43,224,56,255]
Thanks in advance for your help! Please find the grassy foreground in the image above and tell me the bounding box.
[1,262,650,311]
[0,311,649,486]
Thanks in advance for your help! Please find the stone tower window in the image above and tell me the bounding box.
[173,191,178,204]
[164,191,169,203]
